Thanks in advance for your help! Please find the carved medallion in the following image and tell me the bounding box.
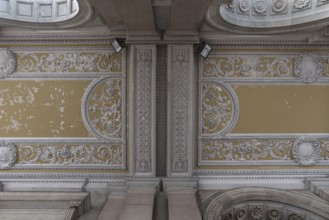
[82,77,123,140]
[272,0,287,13]
[292,136,320,166]
[294,54,323,83]
[288,213,305,220]
[250,207,263,220]
[201,82,239,136]
[267,209,282,220]
[0,143,17,169]
[0,48,16,79]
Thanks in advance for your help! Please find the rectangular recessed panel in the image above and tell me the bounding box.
[39,4,52,17]
[57,2,68,16]
[0,80,91,137]
[231,85,329,133]
[0,0,9,14]
[17,2,33,17]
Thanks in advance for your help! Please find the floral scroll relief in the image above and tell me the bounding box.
[17,144,123,165]
[202,140,292,161]
[202,56,293,78]
[82,77,123,140]
[201,82,239,136]
[0,48,16,79]
[16,51,122,73]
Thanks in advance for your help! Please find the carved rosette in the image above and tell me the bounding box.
[0,143,17,169]
[82,77,123,140]
[267,209,282,220]
[292,136,320,166]
[294,54,323,83]
[0,48,16,79]
[272,0,287,13]
[201,82,239,136]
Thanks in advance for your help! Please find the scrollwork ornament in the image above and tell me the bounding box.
[0,143,17,169]
[294,54,323,84]
[253,0,268,14]
[249,206,263,220]
[272,0,287,13]
[267,209,282,220]
[292,136,321,166]
[239,0,250,12]
[0,48,16,79]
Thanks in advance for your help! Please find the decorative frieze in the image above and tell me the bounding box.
[200,136,329,166]
[129,45,156,176]
[15,51,122,73]
[201,52,329,83]
[167,45,194,176]
[16,144,123,166]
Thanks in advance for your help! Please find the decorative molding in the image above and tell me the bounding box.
[167,44,194,176]
[129,45,156,176]
[0,48,16,79]
[0,143,17,169]
[292,136,321,166]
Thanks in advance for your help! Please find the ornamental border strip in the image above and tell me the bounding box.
[194,169,329,176]
[198,134,329,167]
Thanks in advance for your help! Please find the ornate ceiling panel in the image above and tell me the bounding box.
[197,46,329,171]
[0,45,127,171]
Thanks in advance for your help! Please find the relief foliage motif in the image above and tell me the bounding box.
[17,144,123,165]
[16,51,122,73]
[86,78,122,139]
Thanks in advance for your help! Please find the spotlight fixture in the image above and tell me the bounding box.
[198,41,212,59]
[111,38,126,53]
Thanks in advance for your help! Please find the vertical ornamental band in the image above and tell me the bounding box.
[167,45,195,176]
[129,45,157,176]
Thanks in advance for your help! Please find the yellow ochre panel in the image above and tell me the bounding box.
[0,80,92,137]
[231,85,329,133]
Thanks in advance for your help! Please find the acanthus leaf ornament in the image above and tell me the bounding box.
[0,143,17,169]
[292,136,320,166]
[0,48,16,79]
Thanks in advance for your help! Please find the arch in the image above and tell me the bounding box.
[202,188,329,219]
